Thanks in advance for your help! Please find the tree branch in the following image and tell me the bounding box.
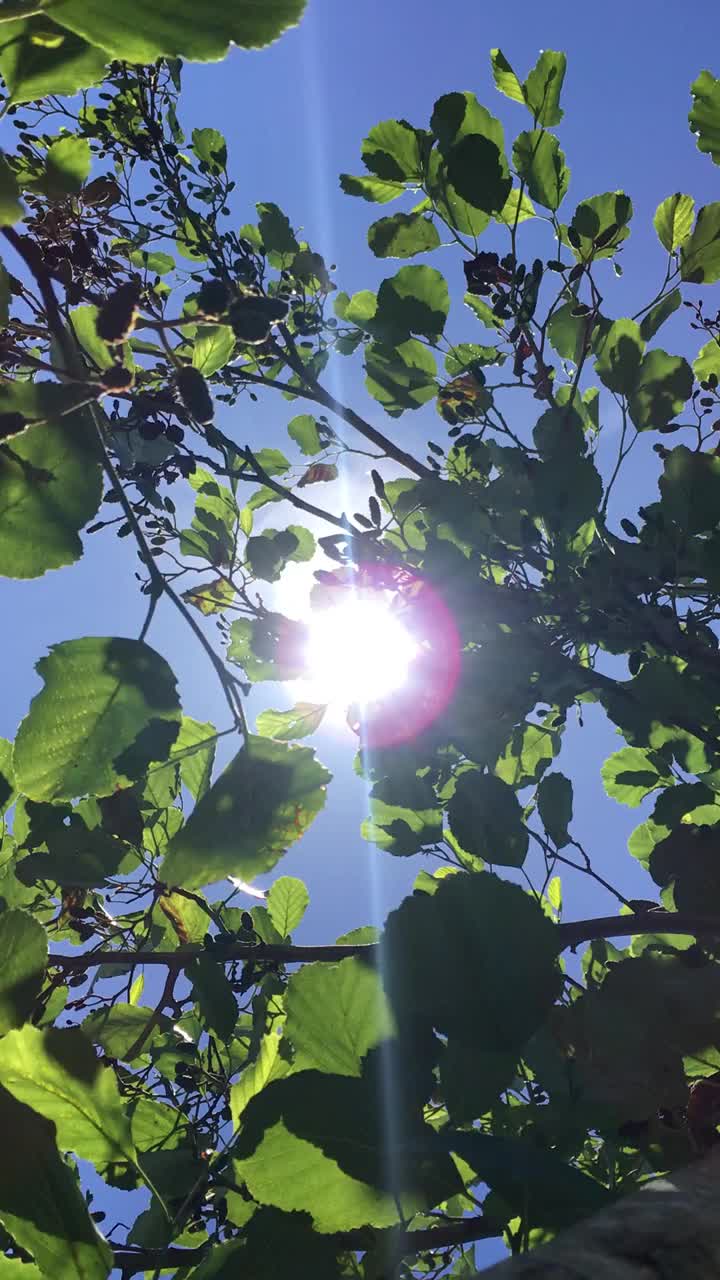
[111,1211,500,1274]
[46,911,720,974]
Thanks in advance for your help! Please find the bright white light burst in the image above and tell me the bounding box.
[305,597,419,706]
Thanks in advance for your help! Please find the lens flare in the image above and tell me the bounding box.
[305,597,419,706]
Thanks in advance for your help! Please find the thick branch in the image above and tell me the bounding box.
[481,1145,720,1277]
[111,1211,499,1275]
[47,912,720,973]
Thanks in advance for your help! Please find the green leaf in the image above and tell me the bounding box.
[464,293,503,330]
[694,337,720,383]
[537,772,573,847]
[228,613,307,684]
[0,155,22,226]
[567,191,632,260]
[534,451,603,534]
[285,958,394,1076]
[128,248,175,275]
[375,264,449,340]
[627,349,693,430]
[659,445,720,533]
[681,202,720,282]
[368,211,440,259]
[256,201,298,259]
[233,1061,458,1231]
[69,304,116,370]
[189,956,238,1041]
[593,318,645,394]
[496,185,536,226]
[0,910,47,1034]
[490,49,525,104]
[192,126,227,170]
[365,338,437,416]
[0,1025,134,1163]
[339,173,405,202]
[512,131,569,211]
[0,738,15,816]
[448,771,528,866]
[0,1085,112,1280]
[161,736,331,891]
[13,637,181,802]
[192,324,235,376]
[43,135,90,199]
[654,192,695,251]
[361,119,421,181]
[0,383,101,577]
[287,413,322,456]
[689,70,720,165]
[431,91,506,154]
[495,718,560,788]
[362,792,443,857]
[246,526,314,582]
[444,342,501,377]
[171,716,216,802]
[230,1032,288,1129]
[442,1041,517,1122]
[83,1003,169,1063]
[46,0,307,59]
[0,16,108,105]
[445,133,511,216]
[384,873,560,1050]
[601,746,672,807]
[256,703,327,741]
[446,1130,611,1230]
[639,288,682,342]
[546,301,587,362]
[523,50,567,126]
[267,875,309,936]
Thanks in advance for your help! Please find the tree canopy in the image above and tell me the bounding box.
[1,8,720,1275]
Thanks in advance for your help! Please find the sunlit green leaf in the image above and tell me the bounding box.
[627,349,692,430]
[192,324,235,376]
[0,16,108,105]
[512,131,569,210]
[0,156,22,225]
[161,736,331,890]
[286,958,393,1077]
[14,637,181,802]
[46,0,308,60]
[267,875,309,936]
[689,70,720,166]
[368,211,440,258]
[0,1085,112,1280]
[601,746,673,807]
[681,202,720,282]
[654,193,695,251]
[0,1024,134,1163]
[256,703,327,741]
[523,50,567,126]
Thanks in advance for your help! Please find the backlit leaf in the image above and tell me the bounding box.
[13,637,181,802]
[0,1024,134,1163]
[46,0,308,60]
[267,875,310,935]
[161,736,331,890]
[285,958,393,1076]
[654,192,695,251]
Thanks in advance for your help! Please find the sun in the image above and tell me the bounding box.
[303,595,420,707]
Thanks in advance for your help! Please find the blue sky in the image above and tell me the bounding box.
[2,1,720,950]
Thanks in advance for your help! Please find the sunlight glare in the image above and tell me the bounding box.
[305,597,419,706]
